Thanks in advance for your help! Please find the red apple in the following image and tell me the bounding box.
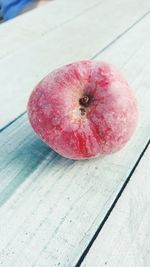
[27,60,138,160]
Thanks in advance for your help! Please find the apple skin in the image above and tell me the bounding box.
[27,60,138,160]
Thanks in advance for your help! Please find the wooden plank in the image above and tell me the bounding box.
[0,0,103,60]
[0,13,150,267]
[0,0,150,130]
[81,146,150,267]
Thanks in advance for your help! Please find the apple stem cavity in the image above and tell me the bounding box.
[79,95,91,116]
[79,95,90,107]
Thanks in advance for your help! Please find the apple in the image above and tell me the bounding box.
[27,60,138,160]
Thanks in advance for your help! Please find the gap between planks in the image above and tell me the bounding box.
[75,139,150,267]
[80,145,150,267]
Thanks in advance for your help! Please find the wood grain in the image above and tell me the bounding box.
[81,146,150,267]
[0,0,103,60]
[0,8,150,266]
[0,0,150,129]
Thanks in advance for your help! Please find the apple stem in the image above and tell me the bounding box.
[79,95,90,107]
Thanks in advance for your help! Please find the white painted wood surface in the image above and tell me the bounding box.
[0,0,150,129]
[0,110,149,267]
[0,4,150,266]
[0,0,103,59]
[81,146,150,267]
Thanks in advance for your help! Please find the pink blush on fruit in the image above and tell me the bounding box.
[27,60,138,160]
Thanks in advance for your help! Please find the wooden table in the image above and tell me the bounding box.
[0,1,150,266]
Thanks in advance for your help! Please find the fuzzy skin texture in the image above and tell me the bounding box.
[27,60,138,160]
